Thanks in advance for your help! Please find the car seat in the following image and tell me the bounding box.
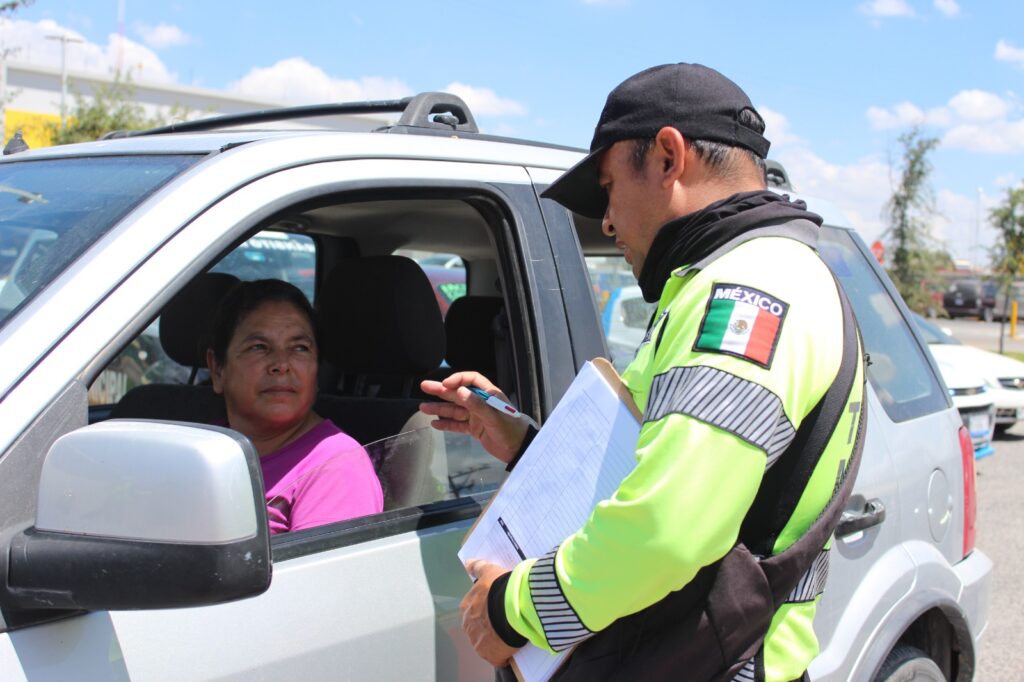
[315,255,449,508]
[111,272,239,422]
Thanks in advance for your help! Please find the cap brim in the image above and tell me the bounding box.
[540,147,608,220]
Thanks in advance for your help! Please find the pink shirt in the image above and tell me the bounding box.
[260,419,383,534]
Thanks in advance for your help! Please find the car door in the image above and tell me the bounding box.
[0,153,568,681]
[809,225,959,680]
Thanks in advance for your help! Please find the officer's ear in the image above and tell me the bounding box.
[653,127,687,188]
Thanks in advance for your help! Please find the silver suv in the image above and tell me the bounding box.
[0,95,989,680]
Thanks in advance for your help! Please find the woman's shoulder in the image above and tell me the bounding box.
[306,419,370,462]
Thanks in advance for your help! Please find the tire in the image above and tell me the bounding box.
[875,644,945,681]
[995,423,1012,437]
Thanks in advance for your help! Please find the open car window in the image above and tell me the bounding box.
[88,189,526,548]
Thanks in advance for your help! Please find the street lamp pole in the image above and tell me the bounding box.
[45,34,83,129]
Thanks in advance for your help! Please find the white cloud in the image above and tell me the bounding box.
[867,102,925,129]
[995,172,1019,188]
[442,82,526,117]
[758,106,803,147]
[229,57,413,105]
[0,19,175,83]
[934,0,960,17]
[867,89,1024,153]
[759,105,893,244]
[943,120,1024,154]
[859,0,915,17]
[947,89,1010,122]
[136,22,190,49]
[995,40,1024,69]
[776,146,893,246]
[866,101,955,129]
[932,188,1006,263]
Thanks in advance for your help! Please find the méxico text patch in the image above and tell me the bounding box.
[693,282,789,368]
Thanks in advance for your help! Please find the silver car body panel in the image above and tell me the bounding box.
[0,524,490,680]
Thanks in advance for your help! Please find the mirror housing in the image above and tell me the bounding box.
[2,420,270,613]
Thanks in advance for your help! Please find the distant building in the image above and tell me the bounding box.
[2,61,392,149]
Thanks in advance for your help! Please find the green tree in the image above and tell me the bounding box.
[989,185,1024,312]
[45,77,178,145]
[0,1,34,15]
[883,127,946,314]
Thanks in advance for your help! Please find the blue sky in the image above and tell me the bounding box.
[5,0,1024,264]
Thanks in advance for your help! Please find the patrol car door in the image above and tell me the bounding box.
[0,154,563,681]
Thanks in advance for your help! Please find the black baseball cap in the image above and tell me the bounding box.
[541,63,771,219]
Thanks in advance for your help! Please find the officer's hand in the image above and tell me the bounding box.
[419,372,528,464]
[462,559,521,668]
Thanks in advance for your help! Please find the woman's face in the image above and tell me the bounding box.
[209,300,318,435]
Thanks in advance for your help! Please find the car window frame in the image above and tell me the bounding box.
[55,163,552,562]
[819,225,951,422]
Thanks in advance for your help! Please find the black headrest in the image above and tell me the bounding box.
[160,272,240,367]
[318,256,445,374]
[445,296,504,376]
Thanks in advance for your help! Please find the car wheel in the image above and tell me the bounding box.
[995,423,1012,436]
[875,644,945,681]
[982,307,994,322]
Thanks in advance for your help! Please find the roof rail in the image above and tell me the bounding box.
[765,159,793,191]
[106,92,479,139]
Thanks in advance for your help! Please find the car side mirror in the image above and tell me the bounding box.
[1,420,270,616]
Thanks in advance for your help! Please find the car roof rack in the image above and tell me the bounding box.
[765,159,793,190]
[107,92,480,139]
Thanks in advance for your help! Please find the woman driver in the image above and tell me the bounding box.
[206,279,383,533]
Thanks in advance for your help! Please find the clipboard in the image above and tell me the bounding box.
[459,357,642,682]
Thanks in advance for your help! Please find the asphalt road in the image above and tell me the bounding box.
[936,317,1024,355]
[974,428,1022,681]
[928,317,1022,680]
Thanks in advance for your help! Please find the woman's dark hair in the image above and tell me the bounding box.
[208,279,318,365]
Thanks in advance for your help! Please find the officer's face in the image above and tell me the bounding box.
[598,141,670,279]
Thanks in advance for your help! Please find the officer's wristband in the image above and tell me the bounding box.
[505,425,538,472]
[488,571,529,648]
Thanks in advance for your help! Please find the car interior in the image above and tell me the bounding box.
[87,190,534,522]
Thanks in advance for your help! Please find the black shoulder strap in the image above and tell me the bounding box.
[739,269,864,558]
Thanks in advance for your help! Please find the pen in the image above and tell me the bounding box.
[467,386,539,429]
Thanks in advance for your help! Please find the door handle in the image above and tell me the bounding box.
[836,498,886,537]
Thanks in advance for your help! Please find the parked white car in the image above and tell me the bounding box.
[915,313,1024,437]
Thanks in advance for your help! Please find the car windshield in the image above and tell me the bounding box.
[913,313,961,345]
[0,155,198,329]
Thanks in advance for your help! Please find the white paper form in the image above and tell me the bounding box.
[459,360,641,682]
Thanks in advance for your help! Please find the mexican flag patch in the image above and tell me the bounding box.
[694,283,789,368]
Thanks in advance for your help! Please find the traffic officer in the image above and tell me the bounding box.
[420,63,865,682]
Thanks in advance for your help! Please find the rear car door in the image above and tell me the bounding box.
[810,225,962,680]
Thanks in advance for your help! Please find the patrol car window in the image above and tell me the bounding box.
[0,155,198,330]
[88,191,519,550]
[818,226,949,422]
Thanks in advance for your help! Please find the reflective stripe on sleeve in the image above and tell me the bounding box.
[644,366,796,468]
[528,547,594,652]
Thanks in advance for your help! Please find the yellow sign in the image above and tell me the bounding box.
[3,109,60,149]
